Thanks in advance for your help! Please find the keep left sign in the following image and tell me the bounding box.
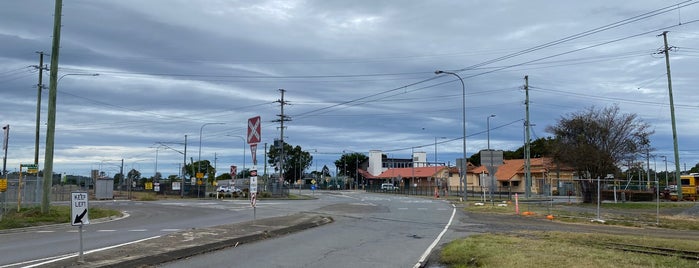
[71,191,90,226]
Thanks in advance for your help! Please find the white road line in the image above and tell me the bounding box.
[129,229,148,232]
[15,235,161,268]
[397,208,409,210]
[97,229,117,232]
[414,204,456,268]
[36,230,55,233]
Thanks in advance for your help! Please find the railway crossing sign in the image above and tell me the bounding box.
[247,116,261,144]
[71,192,89,226]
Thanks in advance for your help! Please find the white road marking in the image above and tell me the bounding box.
[15,235,161,268]
[36,230,54,233]
[129,229,148,232]
[414,204,456,268]
[97,229,117,232]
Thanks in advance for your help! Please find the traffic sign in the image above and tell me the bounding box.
[230,165,237,178]
[251,193,257,207]
[250,176,258,193]
[0,179,7,192]
[247,116,261,144]
[71,192,89,226]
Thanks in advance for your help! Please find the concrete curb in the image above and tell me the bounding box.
[47,213,333,267]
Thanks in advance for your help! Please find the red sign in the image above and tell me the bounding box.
[247,116,261,144]
[230,165,237,177]
[250,170,258,176]
[250,144,258,166]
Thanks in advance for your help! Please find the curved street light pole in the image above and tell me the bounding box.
[435,70,467,201]
[41,72,98,213]
[198,123,225,180]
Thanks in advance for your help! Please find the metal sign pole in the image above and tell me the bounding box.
[78,225,84,262]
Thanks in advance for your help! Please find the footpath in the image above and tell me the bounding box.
[46,213,333,267]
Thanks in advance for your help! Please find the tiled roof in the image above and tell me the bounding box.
[374,166,448,179]
[470,157,573,181]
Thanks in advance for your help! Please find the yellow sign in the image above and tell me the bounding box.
[0,179,7,192]
[145,182,153,190]
[311,179,316,185]
[197,179,203,185]
[196,172,204,179]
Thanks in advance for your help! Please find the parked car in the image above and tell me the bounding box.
[216,185,242,193]
[381,183,397,191]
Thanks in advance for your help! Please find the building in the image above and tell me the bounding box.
[471,157,577,195]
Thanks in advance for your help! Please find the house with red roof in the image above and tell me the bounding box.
[470,157,576,195]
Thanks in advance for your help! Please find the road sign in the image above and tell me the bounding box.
[251,193,257,207]
[250,176,258,193]
[247,116,261,144]
[230,165,237,178]
[21,164,38,174]
[250,144,258,165]
[0,179,7,192]
[71,192,89,226]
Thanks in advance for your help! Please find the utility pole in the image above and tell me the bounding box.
[660,31,682,200]
[33,52,48,166]
[524,75,532,198]
[183,134,187,198]
[273,89,291,186]
[42,0,63,214]
[120,158,124,190]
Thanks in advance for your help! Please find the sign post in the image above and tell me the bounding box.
[71,191,89,262]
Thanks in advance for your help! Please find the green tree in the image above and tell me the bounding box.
[114,172,124,186]
[334,153,368,178]
[267,142,313,183]
[183,160,217,184]
[688,163,699,174]
[127,169,141,186]
[468,137,556,166]
[546,105,653,202]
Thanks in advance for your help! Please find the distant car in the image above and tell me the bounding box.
[216,186,242,193]
[381,183,397,191]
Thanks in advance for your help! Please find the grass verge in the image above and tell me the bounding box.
[463,202,699,230]
[440,231,699,268]
[0,206,122,230]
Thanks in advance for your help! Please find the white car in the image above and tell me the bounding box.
[216,186,242,193]
[381,183,397,191]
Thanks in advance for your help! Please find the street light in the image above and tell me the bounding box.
[41,72,99,213]
[198,123,225,177]
[435,70,467,201]
[487,114,496,205]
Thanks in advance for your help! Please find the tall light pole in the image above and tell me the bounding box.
[41,72,99,213]
[487,114,496,204]
[198,123,225,179]
[435,70,467,201]
[661,155,668,189]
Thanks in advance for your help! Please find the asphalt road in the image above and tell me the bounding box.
[0,191,455,268]
[158,192,456,268]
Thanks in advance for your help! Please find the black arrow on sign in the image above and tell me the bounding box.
[74,209,87,224]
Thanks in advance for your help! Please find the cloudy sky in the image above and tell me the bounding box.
[1,0,698,178]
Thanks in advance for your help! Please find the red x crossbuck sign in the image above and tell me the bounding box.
[247,116,261,144]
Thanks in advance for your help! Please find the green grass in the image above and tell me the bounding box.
[463,201,699,230]
[440,231,698,268]
[0,206,121,230]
